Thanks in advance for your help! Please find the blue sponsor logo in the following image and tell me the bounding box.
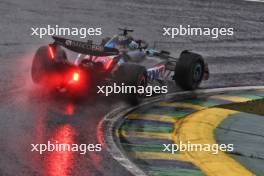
[147,66,165,80]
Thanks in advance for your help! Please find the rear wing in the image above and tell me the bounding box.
[52,36,119,56]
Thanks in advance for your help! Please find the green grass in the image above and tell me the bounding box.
[219,98,264,115]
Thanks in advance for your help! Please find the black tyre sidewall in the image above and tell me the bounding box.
[174,51,205,90]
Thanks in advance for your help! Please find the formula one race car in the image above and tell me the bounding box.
[31,28,209,104]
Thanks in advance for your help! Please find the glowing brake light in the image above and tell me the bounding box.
[73,72,80,82]
[48,46,55,59]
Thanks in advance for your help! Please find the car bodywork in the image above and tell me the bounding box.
[31,29,209,102]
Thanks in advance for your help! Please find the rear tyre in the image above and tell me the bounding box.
[115,64,147,105]
[31,46,67,84]
[174,50,205,90]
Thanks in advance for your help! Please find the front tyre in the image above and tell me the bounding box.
[174,50,205,90]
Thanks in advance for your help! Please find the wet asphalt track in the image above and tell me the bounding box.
[1,0,264,175]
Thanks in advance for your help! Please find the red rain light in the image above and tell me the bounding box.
[73,72,79,82]
[48,46,55,59]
